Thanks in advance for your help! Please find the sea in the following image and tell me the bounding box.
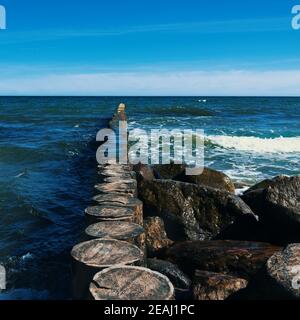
[0,96,299,299]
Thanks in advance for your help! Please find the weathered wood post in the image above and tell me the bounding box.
[92,193,143,226]
[71,239,144,300]
[85,205,136,223]
[89,266,175,300]
[85,221,145,251]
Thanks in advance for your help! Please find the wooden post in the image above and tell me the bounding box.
[85,205,136,223]
[94,180,137,197]
[89,266,175,300]
[71,239,144,300]
[85,221,145,251]
[93,194,143,225]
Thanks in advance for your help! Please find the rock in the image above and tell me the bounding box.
[144,217,173,256]
[192,270,248,300]
[153,163,185,179]
[242,175,300,244]
[176,167,235,193]
[147,258,191,290]
[138,179,256,241]
[165,240,281,278]
[133,163,155,181]
[267,244,300,299]
[152,164,235,193]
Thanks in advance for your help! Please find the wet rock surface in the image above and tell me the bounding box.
[144,217,173,256]
[139,179,256,241]
[242,175,300,244]
[165,240,281,278]
[192,270,248,300]
[147,258,191,290]
[267,244,300,299]
[176,167,235,193]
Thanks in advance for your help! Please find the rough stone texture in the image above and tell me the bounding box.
[133,163,155,181]
[242,175,300,244]
[192,270,248,300]
[165,240,281,279]
[90,266,174,300]
[267,244,300,299]
[153,163,185,180]
[147,258,191,290]
[139,179,256,241]
[152,164,235,193]
[144,217,173,256]
[176,167,235,193]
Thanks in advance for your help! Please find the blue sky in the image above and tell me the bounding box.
[0,0,300,95]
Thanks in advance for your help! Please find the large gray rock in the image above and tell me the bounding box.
[192,270,248,300]
[144,217,173,256]
[147,258,191,290]
[267,244,300,299]
[176,167,235,193]
[139,179,256,241]
[153,164,235,193]
[153,163,185,180]
[165,240,281,279]
[242,175,300,244]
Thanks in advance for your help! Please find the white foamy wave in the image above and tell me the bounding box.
[207,135,300,153]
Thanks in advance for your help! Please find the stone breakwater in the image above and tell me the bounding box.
[71,103,300,300]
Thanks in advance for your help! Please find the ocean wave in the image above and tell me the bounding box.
[207,135,300,153]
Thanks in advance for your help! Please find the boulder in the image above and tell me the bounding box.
[153,163,185,180]
[192,270,248,300]
[176,167,235,193]
[242,175,300,244]
[152,164,235,193]
[138,179,256,241]
[133,163,155,181]
[144,217,173,256]
[147,258,191,290]
[165,240,281,278]
[267,244,300,299]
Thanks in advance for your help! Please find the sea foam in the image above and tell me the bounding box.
[207,135,300,153]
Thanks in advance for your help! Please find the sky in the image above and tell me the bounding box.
[0,0,300,95]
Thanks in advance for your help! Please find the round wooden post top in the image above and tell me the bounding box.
[90,266,175,300]
[71,239,143,268]
[98,169,135,178]
[85,206,134,221]
[103,177,136,184]
[94,182,136,194]
[85,221,144,240]
[93,193,142,206]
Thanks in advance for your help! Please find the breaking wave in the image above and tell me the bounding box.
[207,135,300,153]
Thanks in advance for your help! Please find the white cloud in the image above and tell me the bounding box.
[1,70,300,96]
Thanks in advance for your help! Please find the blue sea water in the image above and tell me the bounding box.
[0,96,299,299]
